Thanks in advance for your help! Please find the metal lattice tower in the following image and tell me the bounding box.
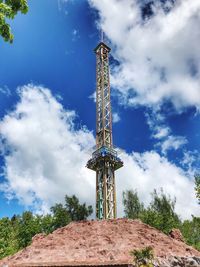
[87,40,123,220]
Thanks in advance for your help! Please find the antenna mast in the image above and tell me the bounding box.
[101,30,104,42]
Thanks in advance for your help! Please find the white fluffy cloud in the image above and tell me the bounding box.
[116,150,199,220]
[159,135,187,154]
[0,85,199,219]
[145,109,187,153]
[88,0,200,110]
[112,112,121,123]
[0,85,95,213]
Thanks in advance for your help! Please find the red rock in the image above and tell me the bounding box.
[32,233,46,243]
[169,228,184,242]
[0,218,199,267]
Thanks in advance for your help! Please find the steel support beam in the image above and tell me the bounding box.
[87,41,123,220]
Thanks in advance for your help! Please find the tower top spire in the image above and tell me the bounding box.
[94,30,111,53]
[101,30,104,42]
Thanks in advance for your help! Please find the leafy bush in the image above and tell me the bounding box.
[130,246,155,267]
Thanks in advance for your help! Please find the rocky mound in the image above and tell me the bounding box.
[0,218,200,267]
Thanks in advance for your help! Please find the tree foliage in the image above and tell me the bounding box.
[50,203,71,230]
[123,189,181,234]
[130,246,155,267]
[123,190,144,219]
[0,217,18,258]
[123,188,199,251]
[141,189,181,234]
[0,194,93,259]
[181,216,200,251]
[65,195,93,221]
[0,0,28,43]
[16,211,42,248]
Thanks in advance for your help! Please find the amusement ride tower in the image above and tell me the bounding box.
[87,38,123,220]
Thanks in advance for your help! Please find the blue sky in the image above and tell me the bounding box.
[0,0,199,219]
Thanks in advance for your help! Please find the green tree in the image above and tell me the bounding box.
[195,175,200,204]
[181,216,200,251]
[0,217,18,258]
[123,189,181,234]
[0,0,28,43]
[123,190,144,219]
[65,195,93,221]
[0,194,93,259]
[50,195,93,230]
[39,214,54,234]
[16,211,41,249]
[141,189,181,234]
[50,203,71,230]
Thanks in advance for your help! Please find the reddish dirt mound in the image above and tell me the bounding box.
[0,218,199,267]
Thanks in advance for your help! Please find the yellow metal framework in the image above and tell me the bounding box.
[87,42,123,220]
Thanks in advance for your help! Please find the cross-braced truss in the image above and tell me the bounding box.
[96,42,112,149]
[87,42,123,220]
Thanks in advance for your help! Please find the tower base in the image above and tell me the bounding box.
[87,146,123,219]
